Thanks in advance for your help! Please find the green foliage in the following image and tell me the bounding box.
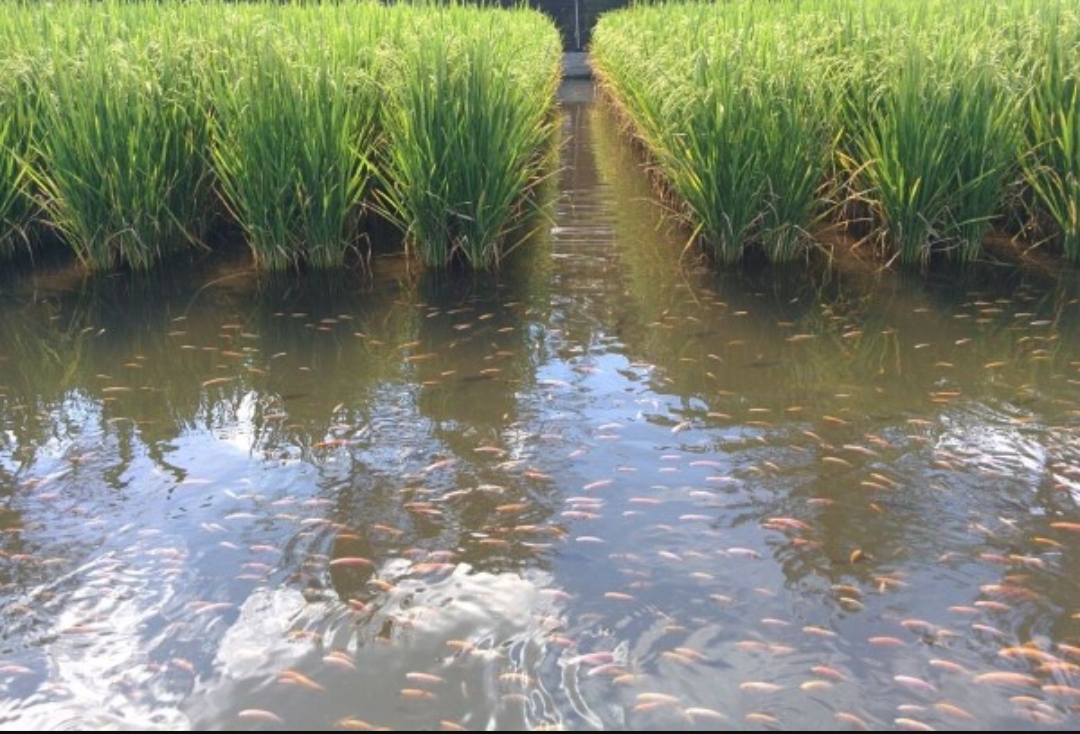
[846,52,1021,266]
[592,0,1080,268]
[0,89,28,251]
[593,5,833,264]
[1022,15,1080,261]
[0,0,561,272]
[376,5,561,269]
[210,17,380,270]
[29,40,213,271]
[0,49,46,254]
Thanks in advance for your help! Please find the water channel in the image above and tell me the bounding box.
[0,81,1079,730]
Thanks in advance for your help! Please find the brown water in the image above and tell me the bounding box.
[0,81,1079,731]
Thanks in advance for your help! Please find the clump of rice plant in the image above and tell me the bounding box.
[376,5,561,270]
[0,0,562,273]
[0,52,44,253]
[210,27,380,271]
[844,50,1021,266]
[28,40,213,271]
[0,89,28,250]
[1022,16,1080,262]
[661,51,832,264]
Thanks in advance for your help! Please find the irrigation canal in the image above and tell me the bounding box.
[0,81,1078,730]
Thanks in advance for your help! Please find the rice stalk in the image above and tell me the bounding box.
[0,48,48,254]
[0,87,28,251]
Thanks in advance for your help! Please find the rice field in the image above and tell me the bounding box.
[0,92,1079,729]
[591,0,1080,267]
[0,1,561,271]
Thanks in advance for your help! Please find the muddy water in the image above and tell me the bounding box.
[0,81,1078,730]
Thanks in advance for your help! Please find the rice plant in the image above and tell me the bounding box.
[591,0,1078,270]
[0,49,45,253]
[28,37,213,271]
[210,24,380,270]
[0,0,561,273]
[845,51,1021,266]
[1022,14,1080,262]
[592,4,835,265]
[376,5,561,270]
[0,88,27,250]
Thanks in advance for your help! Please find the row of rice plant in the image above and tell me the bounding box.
[591,0,1080,267]
[592,3,836,265]
[0,1,560,272]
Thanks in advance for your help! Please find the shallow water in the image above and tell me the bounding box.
[0,81,1079,731]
